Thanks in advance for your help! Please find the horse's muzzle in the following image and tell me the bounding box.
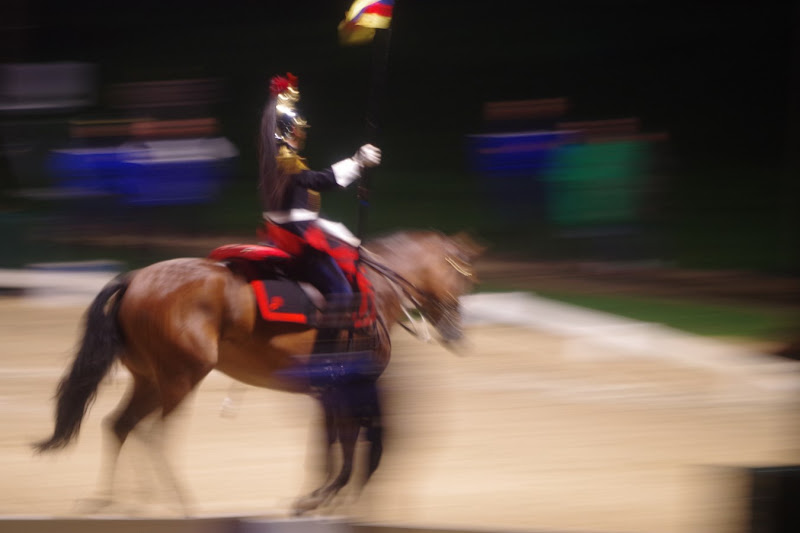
[435,314,464,344]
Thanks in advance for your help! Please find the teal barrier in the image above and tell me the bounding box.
[544,139,649,228]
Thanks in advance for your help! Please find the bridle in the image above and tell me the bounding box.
[445,255,475,279]
[359,249,472,342]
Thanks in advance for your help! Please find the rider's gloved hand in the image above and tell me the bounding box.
[354,144,381,168]
[332,144,381,187]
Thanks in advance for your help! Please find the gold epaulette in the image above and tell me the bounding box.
[277,147,310,173]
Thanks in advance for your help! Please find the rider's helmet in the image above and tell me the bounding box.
[269,73,308,153]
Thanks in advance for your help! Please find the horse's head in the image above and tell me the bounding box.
[422,232,484,347]
[365,230,485,350]
[398,233,484,349]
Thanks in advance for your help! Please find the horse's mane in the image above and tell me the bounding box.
[364,229,446,255]
[364,229,483,264]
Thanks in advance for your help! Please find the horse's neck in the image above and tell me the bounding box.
[366,265,411,329]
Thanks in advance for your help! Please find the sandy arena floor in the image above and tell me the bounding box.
[2,297,800,533]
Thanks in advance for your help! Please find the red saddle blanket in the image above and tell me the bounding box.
[208,243,375,328]
[251,279,316,325]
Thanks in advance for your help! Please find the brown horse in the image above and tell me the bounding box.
[34,229,482,515]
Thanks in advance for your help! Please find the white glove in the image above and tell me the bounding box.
[353,144,381,168]
[331,144,382,187]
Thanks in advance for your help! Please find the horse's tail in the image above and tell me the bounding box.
[33,273,132,453]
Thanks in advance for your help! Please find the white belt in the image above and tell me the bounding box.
[316,218,361,248]
[263,209,318,223]
[264,212,361,248]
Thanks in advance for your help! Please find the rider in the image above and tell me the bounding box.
[258,72,381,354]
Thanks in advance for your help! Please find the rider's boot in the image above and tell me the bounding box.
[312,292,357,355]
[307,292,378,389]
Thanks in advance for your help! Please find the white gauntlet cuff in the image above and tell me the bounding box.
[331,158,361,187]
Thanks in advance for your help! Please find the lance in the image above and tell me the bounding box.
[338,1,395,241]
[357,26,391,240]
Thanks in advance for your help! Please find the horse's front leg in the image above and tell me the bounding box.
[293,388,359,515]
[313,389,340,493]
[359,379,384,484]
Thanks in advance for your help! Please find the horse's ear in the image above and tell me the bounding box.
[449,231,487,259]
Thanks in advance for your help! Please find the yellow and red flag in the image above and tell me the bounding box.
[338,0,394,45]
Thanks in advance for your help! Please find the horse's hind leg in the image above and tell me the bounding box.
[314,390,339,490]
[123,352,213,516]
[78,374,161,513]
[135,411,194,515]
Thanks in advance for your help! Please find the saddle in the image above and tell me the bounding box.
[208,243,375,330]
[209,243,386,389]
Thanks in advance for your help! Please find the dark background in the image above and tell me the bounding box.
[1,0,798,273]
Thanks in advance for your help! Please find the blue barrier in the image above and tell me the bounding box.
[116,157,229,206]
[465,130,575,222]
[48,147,143,197]
[47,138,237,205]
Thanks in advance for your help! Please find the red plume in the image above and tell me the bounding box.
[269,72,298,97]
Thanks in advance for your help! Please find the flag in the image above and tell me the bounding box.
[338,0,394,45]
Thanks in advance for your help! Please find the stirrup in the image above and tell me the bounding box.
[306,350,379,388]
[275,350,377,388]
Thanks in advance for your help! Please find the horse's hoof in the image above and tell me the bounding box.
[73,497,113,515]
[168,498,195,518]
[442,337,473,356]
[220,397,240,418]
[292,494,324,516]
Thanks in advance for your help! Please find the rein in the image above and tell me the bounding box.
[358,249,437,341]
[359,251,429,308]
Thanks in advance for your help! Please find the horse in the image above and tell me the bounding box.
[33,229,482,515]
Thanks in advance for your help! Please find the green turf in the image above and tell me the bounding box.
[525,290,798,342]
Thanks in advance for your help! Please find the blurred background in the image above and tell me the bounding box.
[1,0,799,352]
[1,0,797,273]
[2,3,800,531]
